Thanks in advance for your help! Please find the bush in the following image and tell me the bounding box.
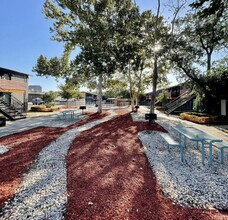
[180,112,220,124]
[30,105,61,112]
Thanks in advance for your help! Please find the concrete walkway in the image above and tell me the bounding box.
[0,111,87,138]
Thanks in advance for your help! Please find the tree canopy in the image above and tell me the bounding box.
[33,0,227,115]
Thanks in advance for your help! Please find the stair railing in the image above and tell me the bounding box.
[165,90,190,109]
[0,86,27,117]
[165,91,196,114]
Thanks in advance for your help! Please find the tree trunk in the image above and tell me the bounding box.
[135,96,139,106]
[131,96,135,111]
[128,63,135,111]
[97,74,103,113]
[207,50,213,72]
[150,56,158,114]
[149,0,160,115]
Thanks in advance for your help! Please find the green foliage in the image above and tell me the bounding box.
[169,0,227,113]
[41,91,57,106]
[191,58,228,112]
[58,83,80,101]
[190,0,226,18]
[103,89,130,99]
[156,90,168,106]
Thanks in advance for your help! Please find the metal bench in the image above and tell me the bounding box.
[159,132,184,162]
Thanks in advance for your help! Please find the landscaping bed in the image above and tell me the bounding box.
[30,105,61,112]
[0,110,227,219]
[180,112,228,124]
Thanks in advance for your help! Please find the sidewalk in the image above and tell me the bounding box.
[0,111,87,138]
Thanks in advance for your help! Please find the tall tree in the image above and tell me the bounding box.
[170,0,227,113]
[33,0,140,113]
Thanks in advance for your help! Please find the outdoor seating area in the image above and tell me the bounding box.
[159,132,183,162]
[1,0,227,218]
[135,112,228,210]
[57,109,82,120]
[157,122,227,165]
[0,108,227,219]
[172,125,225,165]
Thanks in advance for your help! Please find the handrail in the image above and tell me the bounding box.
[0,86,27,119]
[163,89,196,114]
[166,94,196,114]
[165,90,190,109]
[167,94,192,110]
[0,86,26,111]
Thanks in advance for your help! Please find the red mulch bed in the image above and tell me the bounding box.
[66,112,227,220]
[0,110,227,219]
[0,112,109,209]
[0,126,65,208]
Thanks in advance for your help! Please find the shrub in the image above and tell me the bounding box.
[30,105,61,112]
[180,112,220,124]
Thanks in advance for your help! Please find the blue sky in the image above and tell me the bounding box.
[0,0,177,92]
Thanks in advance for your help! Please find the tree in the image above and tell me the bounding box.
[156,89,168,106]
[33,0,141,113]
[58,83,80,106]
[113,8,169,111]
[170,0,227,113]
[147,0,189,117]
[41,91,57,106]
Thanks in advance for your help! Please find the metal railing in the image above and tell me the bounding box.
[0,86,27,119]
[165,91,196,114]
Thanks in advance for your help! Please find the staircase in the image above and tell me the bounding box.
[165,91,196,114]
[0,88,27,120]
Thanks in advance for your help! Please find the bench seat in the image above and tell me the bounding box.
[159,132,184,162]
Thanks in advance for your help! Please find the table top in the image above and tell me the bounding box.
[173,125,222,142]
[60,109,75,113]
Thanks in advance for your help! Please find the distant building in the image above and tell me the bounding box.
[29,85,42,93]
[80,91,97,105]
[145,82,228,116]
[28,85,44,102]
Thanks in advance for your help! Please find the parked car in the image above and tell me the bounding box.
[32,98,45,105]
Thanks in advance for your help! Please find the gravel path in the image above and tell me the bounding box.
[132,113,228,211]
[0,112,117,219]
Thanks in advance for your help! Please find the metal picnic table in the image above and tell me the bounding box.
[58,110,76,119]
[173,125,223,165]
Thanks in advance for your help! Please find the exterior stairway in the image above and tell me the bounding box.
[165,90,196,114]
[0,93,27,121]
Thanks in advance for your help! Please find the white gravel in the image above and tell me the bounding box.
[0,145,10,155]
[132,112,228,211]
[0,111,117,220]
[1,110,227,220]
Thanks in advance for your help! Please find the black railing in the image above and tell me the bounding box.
[165,91,196,114]
[0,86,27,120]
